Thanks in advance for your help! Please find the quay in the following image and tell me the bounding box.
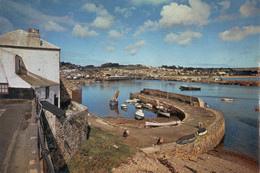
[99,88,225,159]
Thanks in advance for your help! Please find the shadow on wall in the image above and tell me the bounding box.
[41,113,69,172]
[60,80,71,110]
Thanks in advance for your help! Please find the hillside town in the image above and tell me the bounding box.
[61,62,259,86]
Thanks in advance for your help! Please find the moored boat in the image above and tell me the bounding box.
[196,128,207,136]
[179,86,201,91]
[110,90,120,106]
[221,98,234,102]
[135,110,144,120]
[121,104,127,109]
[158,110,170,118]
[145,120,180,127]
[135,103,142,109]
[143,103,153,109]
[176,133,196,144]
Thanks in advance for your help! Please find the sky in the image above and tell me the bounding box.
[0,0,259,67]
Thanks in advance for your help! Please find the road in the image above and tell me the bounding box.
[0,99,37,173]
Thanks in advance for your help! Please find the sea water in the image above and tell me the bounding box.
[80,80,259,161]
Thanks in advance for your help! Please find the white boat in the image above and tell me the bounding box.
[125,98,139,104]
[158,110,170,118]
[145,120,180,127]
[135,103,142,109]
[135,110,144,120]
[143,103,153,109]
[221,98,234,102]
[121,104,127,109]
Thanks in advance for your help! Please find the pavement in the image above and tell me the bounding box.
[0,99,38,173]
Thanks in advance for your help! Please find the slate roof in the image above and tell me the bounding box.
[40,101,65,118]
[0,29,60,50]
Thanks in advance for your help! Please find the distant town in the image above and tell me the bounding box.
[61,62,259,86]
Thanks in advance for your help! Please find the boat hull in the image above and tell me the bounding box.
[179,86,201,91]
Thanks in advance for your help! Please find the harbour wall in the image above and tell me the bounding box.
[131,88,225,159]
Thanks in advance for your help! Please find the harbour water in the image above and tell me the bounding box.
[81,80,259,161]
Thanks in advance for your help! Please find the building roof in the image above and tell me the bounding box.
[40,101,65,118]
[0,29,60,50]
[18,72,59,88]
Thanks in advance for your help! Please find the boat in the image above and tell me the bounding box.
[110,90,119,106]
[221,98,234,102]
[145,120,180,127]
[176,133,196,144]
[143,103,153,109]
[121,104,127,109]
[135,103,142,109]
[196,128,207,136]
[158,110,170,118]
[135,110,144,120]
[125,98,139,104]
[179,86,201,91]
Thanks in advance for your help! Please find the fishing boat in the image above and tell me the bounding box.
[179,86,201,91]
[145,120,180,127]
[135,103,142,109]
[221,98,234,102]
[143,103,153,109]
[158,110,170,118]
[121,104,127,109]
[135,110,144,120]
[110,90,119,106]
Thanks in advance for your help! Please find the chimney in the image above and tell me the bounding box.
[36,29,39,35]
[32,28,35,33]
[28,28,31,33]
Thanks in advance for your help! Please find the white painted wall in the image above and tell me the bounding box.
[0,49,31,88]
[1,47,60,83]
[35,85,60,107]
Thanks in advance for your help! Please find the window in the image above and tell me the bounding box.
[45,86,50,99]
[0,83,8,94]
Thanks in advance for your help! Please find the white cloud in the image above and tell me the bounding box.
[131,0,171,6]
[114,6,134,18]
[219,1,230,13]
[219,25,260,42]
[106,46,116,52]
[82,3,110,16]
[83,2,114,30]
[240,0,260,17]
[72,24,98,38]
[108,30,124,40]
[0,16,14,34]
[124,40,146,55]
[0,1,76,32]
[44,21,66,32]
[164,30,202,46]
[92,17,114,30]
[159,0,211,27]
[134,20,159,36]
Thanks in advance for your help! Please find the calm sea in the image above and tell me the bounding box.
[80,80,259,161]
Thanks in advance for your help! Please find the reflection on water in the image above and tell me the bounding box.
[81,79,259,161]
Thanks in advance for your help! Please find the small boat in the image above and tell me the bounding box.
[179,86,201,91]
[121,104,127,109]
[143,103,153,109]
[135,110,144,120]
[221,98,234,102]
[196,128,207,136]
[135,103,142,109]
[145,120,180,127]
[176,133,196,144]
[158,110,170,118]
[125,98,139,104]
[110,90,119,106]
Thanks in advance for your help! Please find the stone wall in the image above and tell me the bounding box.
[42,101,88,171]
[142,108,225,159]
[141,88,200,106]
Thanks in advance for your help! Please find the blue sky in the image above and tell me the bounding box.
[0,0,259,67]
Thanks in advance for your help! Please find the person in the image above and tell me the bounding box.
[123,129,129,139]
[157,137,163,145]
[205,102,209,108]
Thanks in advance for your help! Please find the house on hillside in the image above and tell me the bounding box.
[0,28,60,106]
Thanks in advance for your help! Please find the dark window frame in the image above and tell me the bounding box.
[0,83,9,94]
[45,86,50,99]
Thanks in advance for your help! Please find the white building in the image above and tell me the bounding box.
[0,28,60,106]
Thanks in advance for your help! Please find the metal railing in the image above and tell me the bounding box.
[35,97,55,173]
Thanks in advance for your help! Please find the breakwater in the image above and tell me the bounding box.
[130,88,225,158]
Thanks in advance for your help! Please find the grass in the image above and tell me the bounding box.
[68,127,134,173]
